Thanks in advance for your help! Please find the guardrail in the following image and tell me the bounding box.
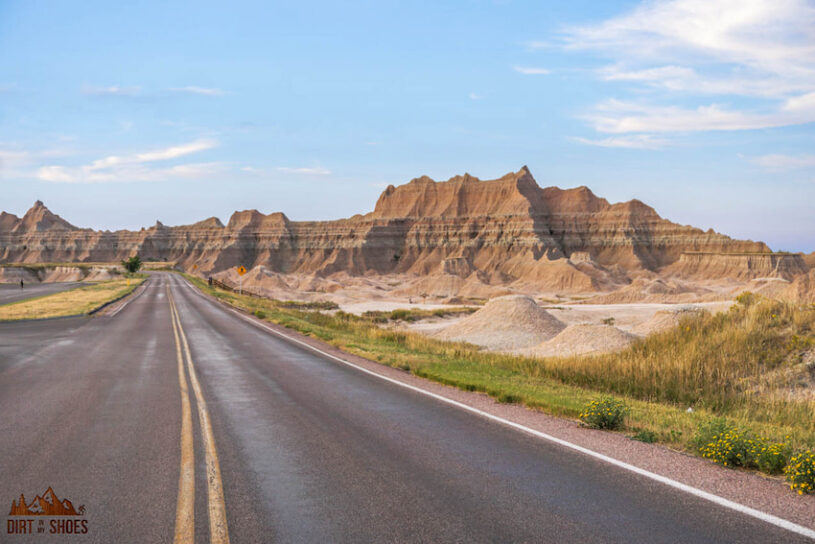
[208,277,264,298]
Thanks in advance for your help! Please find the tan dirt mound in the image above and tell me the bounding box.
[631,308,707,336]
[781,270,815,304]
[434,295,565,350]
[83,267,116,281]
[520,324,636,358]
[734,278,791,301]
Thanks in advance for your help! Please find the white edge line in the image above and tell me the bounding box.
[107,278,149,317]
[176,276,815,541]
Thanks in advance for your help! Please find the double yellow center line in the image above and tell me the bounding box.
[168,285,230,544]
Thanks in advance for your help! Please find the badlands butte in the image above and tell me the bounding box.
[0,167,815,312]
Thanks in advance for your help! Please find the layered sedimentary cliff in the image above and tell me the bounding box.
[0,167,799,291]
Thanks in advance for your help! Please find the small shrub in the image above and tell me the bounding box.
[757,440,792,475]
[632,429,657,443]
[735,291,757,306]
[497,392,522,404]
[432,309,447,318]
[579,397,628,430]
[602,317,616,326]
[698,427,759,468]
[254,310,266,319]
[389,309,414,321]
[692,418,733,451]
[785,450,815,494]
[121,255,142,274]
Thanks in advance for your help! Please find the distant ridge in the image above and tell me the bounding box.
[0,167,804,288]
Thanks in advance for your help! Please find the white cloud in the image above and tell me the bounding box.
[0,147,73,175]
[469,92,483,100]
[169,86,226,96]
[554,0,815,135]
[35,139,220,183]
[81,84,141,96]
[276,166,331,176]
[569,134,669,149]
[513,66,551,75]
[751,154,815,170]
[584,99,815,133]
[783,92,815,113]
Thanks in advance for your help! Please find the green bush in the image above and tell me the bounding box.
[757,440,792,475]
[695,421,791,472]
[121,255,142,274]
[785,450,815,494]
[632,429,657,443]
[579,398,628,430]
[389,309,415,321]
[497,393,522,404]
[254,310,266,319]
[692,418,732,451]
[698,427,760,468]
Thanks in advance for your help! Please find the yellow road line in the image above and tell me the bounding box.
[169,286,231,544]
[169,286,195,544]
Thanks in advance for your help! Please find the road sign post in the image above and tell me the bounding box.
[237,265,247,295]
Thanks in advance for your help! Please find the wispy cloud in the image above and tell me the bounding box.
[550,0,815,139]
[81,84,141,97]
[35,138,220,183]
[468,92,483,100]
[513,65,551,75]
[169,86,225,96]
[275,166,331,176]
[0,146,73,175]
[751,154,815,171]
[569,134,669,149]
[583,98,815,134]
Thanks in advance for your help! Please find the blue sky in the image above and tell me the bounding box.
[1,0,813,251]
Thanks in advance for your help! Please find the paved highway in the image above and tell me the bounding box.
[0,272,811,543]
[0,282,83,305]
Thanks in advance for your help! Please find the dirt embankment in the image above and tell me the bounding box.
[0,265,117,284]
[434,295,565,351]
[518,324,637,358]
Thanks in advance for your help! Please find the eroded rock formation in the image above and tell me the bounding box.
[0,167,805,291]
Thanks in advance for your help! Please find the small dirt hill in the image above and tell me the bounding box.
[781,270,815,304]
[631,308,707,336]
[520,324,637,358]
[434,295,565,351]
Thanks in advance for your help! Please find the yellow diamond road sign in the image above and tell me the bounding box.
[237,266,247,276]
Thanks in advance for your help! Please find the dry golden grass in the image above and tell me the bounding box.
[0,278,144,321]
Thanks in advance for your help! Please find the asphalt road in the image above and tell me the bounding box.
[0,282,83,305]
[0,272,811,543]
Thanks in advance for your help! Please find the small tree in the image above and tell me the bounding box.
[121,255,142,274]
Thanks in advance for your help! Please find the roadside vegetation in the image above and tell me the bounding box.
[185,273,815,491]
[0,277,145,321]
[121,255,143,273]
[362,306,477,323]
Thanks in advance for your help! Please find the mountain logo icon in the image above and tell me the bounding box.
[8,487,85,516]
